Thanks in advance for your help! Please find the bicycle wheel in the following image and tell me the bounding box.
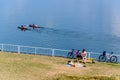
[110,56,118,63]
[67,52,73,58]
[71,54,76,59]
[98,55,106,62]
[67,52,71,58]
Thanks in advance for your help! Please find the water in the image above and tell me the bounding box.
[0,0,120,54]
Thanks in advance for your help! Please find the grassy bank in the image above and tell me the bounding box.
[0,52,120,80]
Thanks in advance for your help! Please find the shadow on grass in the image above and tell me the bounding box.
[52,74,116,80]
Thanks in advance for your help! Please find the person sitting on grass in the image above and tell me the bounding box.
[66,60,75,67]
[81,49,87,64]
[66,60,86,67]
[76,50,82,62]
[75,50,80,57]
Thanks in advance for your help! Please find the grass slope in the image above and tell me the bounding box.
[0,52,120,80]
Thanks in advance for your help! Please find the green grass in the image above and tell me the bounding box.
[0,52,120,80]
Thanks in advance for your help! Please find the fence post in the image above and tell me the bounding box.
[18,45,20,54]
[88,52,91,58]
[52,49,55,56]
[1,44,4,51]
[35,47,37,55]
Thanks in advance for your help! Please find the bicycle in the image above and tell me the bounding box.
[98,52,118,63]
[67,49,76,59]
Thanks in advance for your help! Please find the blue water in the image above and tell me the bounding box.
[0,0,120,54]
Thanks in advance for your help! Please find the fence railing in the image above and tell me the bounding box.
[0,43,70,57]
[0,43,120,62]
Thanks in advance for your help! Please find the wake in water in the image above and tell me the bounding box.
[31,26,81,38]
[33,26,95,41]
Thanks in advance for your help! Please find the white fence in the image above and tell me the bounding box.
[0,43,120,62]
[0,43,70,57]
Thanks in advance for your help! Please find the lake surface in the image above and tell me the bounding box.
[0,0,120,54]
